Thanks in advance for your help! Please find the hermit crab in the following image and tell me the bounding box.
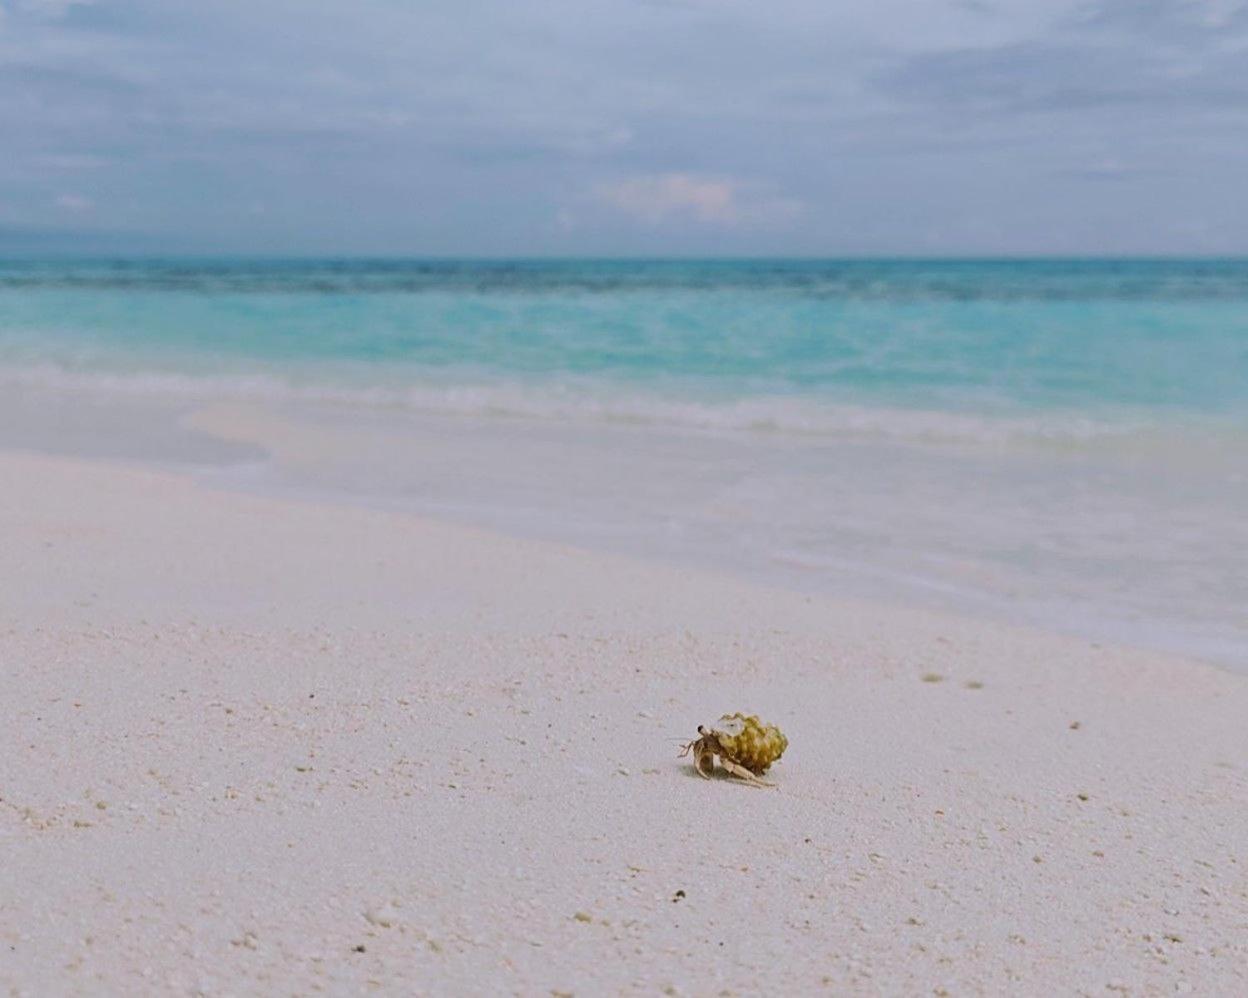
[680,712,788,786]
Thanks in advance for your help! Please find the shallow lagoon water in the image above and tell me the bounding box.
[1,258,1245,666]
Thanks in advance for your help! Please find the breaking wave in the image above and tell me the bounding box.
[0,360,1172,447]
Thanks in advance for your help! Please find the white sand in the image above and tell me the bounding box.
[2,449,1246,995]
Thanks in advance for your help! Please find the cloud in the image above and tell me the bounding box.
[1054,158,1162,181]
[10,0,95,20]
[38,153,111,170]
[53,192,93,211]
[1,1,1246,254]
[874,0,1248,117]
[593,173,802,227]
[1075,0,1248,35]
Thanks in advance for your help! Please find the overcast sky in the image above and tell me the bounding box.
[2,0,1246,255]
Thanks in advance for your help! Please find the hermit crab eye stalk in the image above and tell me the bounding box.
[679,713,788,787]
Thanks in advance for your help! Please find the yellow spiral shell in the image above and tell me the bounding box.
[709,712,788,774]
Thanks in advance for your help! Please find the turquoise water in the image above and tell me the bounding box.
[2,258,1246,666]
[1,259,1246,437]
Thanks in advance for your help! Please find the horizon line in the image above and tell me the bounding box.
[4,252,1248,264]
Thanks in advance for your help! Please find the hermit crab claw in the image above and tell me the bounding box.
[679,730,717,779]
[691,737,716,779]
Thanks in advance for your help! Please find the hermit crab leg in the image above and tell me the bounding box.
[719,758,776,787]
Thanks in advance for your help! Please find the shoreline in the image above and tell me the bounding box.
[4,375,1245,671]
[3,447,1246,994]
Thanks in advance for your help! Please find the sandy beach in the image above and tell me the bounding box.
[5,0,1248,991]
[2,447,1245,995]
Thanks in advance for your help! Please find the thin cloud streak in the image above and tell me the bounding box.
[593,174,802,227]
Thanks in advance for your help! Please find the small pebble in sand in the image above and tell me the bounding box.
[573,911,593,923]
[964,680,984,689]
[231,931,259,950]
[364,906,399,928]
[1070,721,1082,730]
[352,944,366,953]
[672,890,686,902]
[921,673,944,683]
[1077,793,1090,802]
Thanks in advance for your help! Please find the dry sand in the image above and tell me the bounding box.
[1,449,1246,995]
